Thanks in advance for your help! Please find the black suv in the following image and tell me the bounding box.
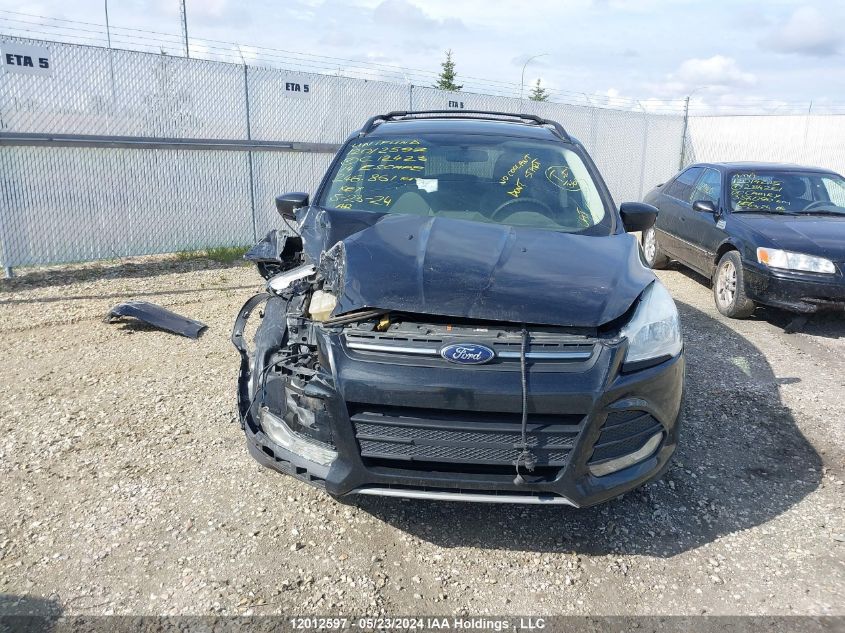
[233,111,685,506]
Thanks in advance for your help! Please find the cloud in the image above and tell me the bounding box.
[675,55,756,88]
[372,0,464,31]
[156,0,251,27]
[648,55,756,97]
[761,6,839,57]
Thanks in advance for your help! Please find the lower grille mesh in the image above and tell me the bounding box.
[350,404,583,468]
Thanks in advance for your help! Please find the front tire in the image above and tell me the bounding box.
[642,227,670,269]
[713,251,755,318]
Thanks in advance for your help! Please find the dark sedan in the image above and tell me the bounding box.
[642,162,845,318]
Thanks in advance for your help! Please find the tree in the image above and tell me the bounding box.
[529,78,549,102]
[434,49,462,92]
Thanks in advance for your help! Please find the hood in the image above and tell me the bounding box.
[733,213,845,260]
[299,208,654,328]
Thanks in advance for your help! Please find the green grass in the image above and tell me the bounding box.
[174,245,250,264]
[205,245,250,263]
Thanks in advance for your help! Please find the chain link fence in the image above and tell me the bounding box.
[1,36,688,271]
[684,114,845,177]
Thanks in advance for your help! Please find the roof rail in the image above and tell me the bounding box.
[359,110,571,142]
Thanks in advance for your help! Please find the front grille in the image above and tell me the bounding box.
[350,404,583,468]
[343,326,597,365]
[588,411,663,463]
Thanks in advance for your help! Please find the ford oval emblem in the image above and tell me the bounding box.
[440,343,495,365]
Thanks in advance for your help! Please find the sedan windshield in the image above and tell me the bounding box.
[319,134,611,234]
[730,170,845,216]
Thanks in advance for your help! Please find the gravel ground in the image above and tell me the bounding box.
[0,255,843,617]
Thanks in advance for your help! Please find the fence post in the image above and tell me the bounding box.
[678,95,690,170]
[637,105,649,200]
[0,146,14,277]
[0,202,13,276]
[801,100,813,164]
[243,63,258,243]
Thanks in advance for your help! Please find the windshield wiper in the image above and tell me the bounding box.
[732,208,797,215]
[797,209,845,217]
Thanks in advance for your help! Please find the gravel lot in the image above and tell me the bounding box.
[0,254,843,617]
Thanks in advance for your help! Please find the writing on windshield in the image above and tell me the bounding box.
[731,173,788,210]
[319,134,610,234]
[331,139,429,209]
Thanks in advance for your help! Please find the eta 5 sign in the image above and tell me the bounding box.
[1,42,52,76]
[282,75,311,99]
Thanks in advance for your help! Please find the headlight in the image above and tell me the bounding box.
[756,248,836,274]
[260,408,337,466]
[267,263,316,293]
[620,281,682,368]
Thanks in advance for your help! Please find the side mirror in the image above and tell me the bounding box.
[619,202,658,233]
[692,199,719,216]
[275,192,309,220]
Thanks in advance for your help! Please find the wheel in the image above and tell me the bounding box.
[641,226,670,269]
[713,251,755,318]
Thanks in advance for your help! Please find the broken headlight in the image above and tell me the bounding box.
[620,281,682,370]
[267,263,316,293]
[260,408,337,466]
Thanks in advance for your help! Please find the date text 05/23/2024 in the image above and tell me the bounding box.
[289,617,547,631]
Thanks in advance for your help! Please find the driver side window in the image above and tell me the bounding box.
[691,168,722,205]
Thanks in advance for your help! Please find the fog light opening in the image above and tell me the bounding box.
[260,407,338,466]
[588,431,663,477]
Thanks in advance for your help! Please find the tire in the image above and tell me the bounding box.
[641,226,670,269]
[713,250,755,318]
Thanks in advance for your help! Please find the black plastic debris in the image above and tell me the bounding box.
[105,301,207,339]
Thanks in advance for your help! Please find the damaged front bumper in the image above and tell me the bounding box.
[233,295,684,507]
[743,261,845,314]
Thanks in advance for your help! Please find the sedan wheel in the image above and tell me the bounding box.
[642,227,670,269]
[713,251,755,318]
[715,260,736,307]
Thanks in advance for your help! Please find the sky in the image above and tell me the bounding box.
[1,0,843,112]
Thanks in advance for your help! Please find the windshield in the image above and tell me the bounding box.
[319,134,611,234]
[730,170,845,215]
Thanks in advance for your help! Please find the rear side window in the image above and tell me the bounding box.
[691,168,721,205]
[664,167,704,203]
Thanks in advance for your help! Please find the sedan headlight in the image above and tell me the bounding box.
[620,281,682,369]
[756,248,836,274]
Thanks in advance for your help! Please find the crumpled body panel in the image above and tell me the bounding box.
[106,301,207,338]
[299,207,654,328]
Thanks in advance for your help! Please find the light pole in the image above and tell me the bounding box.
[104,0,112,48]
[520,53,548,103]
[179,0,190,57]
